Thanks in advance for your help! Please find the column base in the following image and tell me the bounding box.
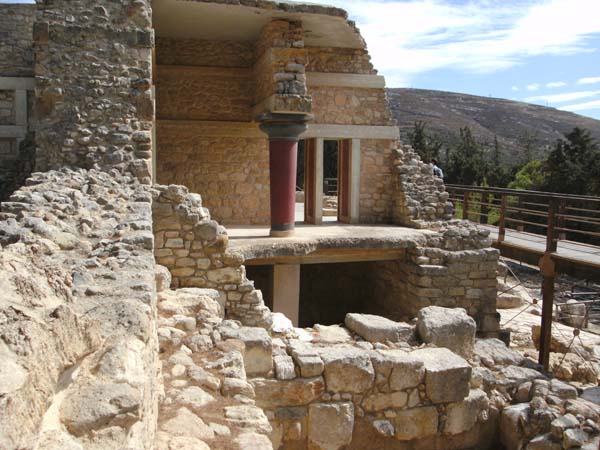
[270,228,295,238]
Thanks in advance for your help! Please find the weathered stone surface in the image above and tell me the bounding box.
[308,402,354,450]
[417,306,476,358]
[444,389,489,435]
[175,386,215,410]
[411,347,471,404]
[221,326,273,376]
[222,377,255,399]
[563,428,588,449]
[319,347,375,393]
[526,433,562,450]
[251,377,325,407]
[550,414,579,440]
[500,403,530,450]
[363,391,408,411]
[394,406,438,441]
[234,432,274,450]
[288,340,324,377]
[345,313,413,343]
[224,405,272,434]
[474,338,525,367]
[274,355,296,380]
[160,407,215,441]
[60,382,141,436]
[376,350,426,391]
[313,324,352,343]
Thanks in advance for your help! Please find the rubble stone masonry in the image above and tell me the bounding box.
[33,0,154,182]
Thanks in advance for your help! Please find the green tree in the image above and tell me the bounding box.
[408,121,442,162]
[486,135,513,187]
[541,127,600,195]
[445,126,487,185]
[508,159,545,191]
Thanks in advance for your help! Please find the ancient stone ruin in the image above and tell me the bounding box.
[0,1,598,450]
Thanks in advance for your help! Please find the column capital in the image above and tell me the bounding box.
[258,113,312,141]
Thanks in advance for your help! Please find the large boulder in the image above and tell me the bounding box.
[345,313,413,343]
[417,306,476,358]
[308,402,354,450]
[443,389,489,435]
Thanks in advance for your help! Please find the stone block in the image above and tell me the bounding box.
[251,377,324,407]
[287,340,324,377]
[363,391,408,411]
[394,406,438,441]
[308,402,354,450]
[220,326,273,376]
[500,403,530,450]
[443,389,489,435]
[345,313,414,343]
[274,354,296,380]
[411,347,471,404]
[417,306,476,358]
[319,347,375,393]
[371,349,425,391]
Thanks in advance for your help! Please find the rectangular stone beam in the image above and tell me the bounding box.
[273,264,301,326]
[307,72,386,89]
[301,124,399,140]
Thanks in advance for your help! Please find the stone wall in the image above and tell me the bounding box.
[156,66,253,122]
[0,169,158,450]
[156,123,270,224]
[33,0,154,181]
[306,47,376,74]
[393,143,454,225]
[152,184,272,328]
[360,138,395,223]
[371,222,501,337]
[156,37,254,67]
[310,86,393,125]
[0,4,35,77]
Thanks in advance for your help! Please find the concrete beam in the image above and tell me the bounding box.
[350,138,361,223]
[314,138,324,225]
[0,77,35,90]
[244,248,407,266]
[307,72,385,89]
[301,124,399,140]
[273,264,300,326]
[14,90,28,127]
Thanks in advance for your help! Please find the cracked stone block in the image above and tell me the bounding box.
[394,406,438,441]
[220,326,273,376]
[308,402,354,450]
[443,389,489,435]
[411,347,471,404]
[319,347,375,394]
[417,306,476,358]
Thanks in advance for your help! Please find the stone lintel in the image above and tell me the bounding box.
[0,77,35,91]
[301,124,399,140]
[307,72,386,89]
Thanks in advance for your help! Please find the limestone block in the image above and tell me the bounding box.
[363,391,408,411]
[313,324,352,343]
[234,432,274,450]
[550,414,579,440]
[251,377,325,407]
[220,326,273,376]
[160,407,215,441]
[175,386,215,410]
[417,306,476,358]
[474,338,525,367]
[345,313,414,343]
[158,288,222,318]
[394,406,438,441]
[443,389,489,435]
[224,405,272,434]
[288,340,324,377]
[372,419,395,437]
[274,354,296,380]
[155,264,172,292]
[500,403,530,450]
[207,267,244,284]
[411,347,471,404]
[308,402,354,450]
[319,347,375,393]
[563,428,588,449]
[372,349,425,391]
[222,377,255,399]
[526,434,562,450]
[60,382,141,436]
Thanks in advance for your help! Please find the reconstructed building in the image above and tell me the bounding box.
[0,1,524,450]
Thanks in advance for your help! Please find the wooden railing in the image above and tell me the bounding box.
[445,184,600,247]
[446,184,600,371]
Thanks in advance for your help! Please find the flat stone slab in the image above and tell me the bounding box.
[411,347,472,404]
[345,313,413,343]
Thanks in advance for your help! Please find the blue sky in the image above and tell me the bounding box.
[299,0,600,119]
[4,0,600,119]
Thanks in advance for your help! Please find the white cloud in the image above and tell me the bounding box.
[294,0,600,85]
[546,81,566,88]
[526,83,540,91]
[577,76,600,85]
[525,90,600,103]
[511,86,519,91]
[559,99,600,111]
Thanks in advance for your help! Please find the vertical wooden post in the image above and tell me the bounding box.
[498,194,507,243]
[517,196,524,232]
[480,191,489,224]
[462,191,470,220]
[558,199,567,241]
[539,198,557,372]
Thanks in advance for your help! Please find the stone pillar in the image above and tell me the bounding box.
[259,114,309,237]
[273,263,301,326]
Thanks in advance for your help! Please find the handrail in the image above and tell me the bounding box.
[445,184,600,202]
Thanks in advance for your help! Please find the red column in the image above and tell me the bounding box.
[269,139,298,237]
[259,114,309,237]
